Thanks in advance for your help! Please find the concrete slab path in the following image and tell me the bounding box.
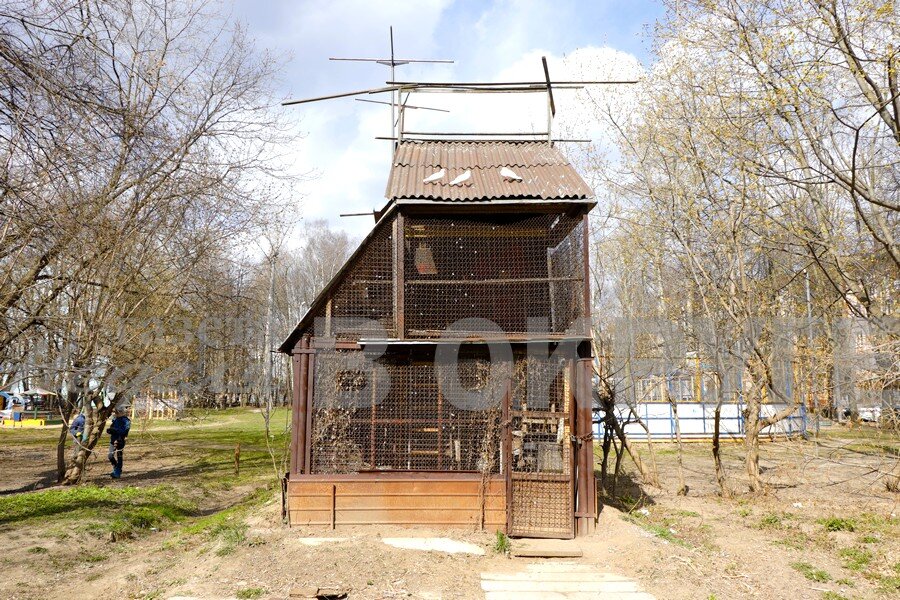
[481,561,656,600]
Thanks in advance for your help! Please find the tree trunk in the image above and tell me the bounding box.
[599,425,612,494]
[55,422,69,483]
[712,402,731,497]
[611,437,624,497]
[743,394,763,493]
[62,404,112,485]
[668,391,688,495]
[610,413,660,487]
[55,389,78,482]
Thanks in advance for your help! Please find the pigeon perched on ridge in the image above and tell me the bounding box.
[500,166,523,181]
[449,169,472,186]
[422,168,446,184]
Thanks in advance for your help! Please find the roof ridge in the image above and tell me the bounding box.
[395,139,549,145]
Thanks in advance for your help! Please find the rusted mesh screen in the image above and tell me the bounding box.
[509,356,573,538]
[510,480,572,536]
[310,348,503,474]
[311,217,395,340]
[308,349,572,476]
[404,213,585,337]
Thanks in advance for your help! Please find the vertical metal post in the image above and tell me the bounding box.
[370,368,377,466]
[293,336,309,476]
[502,379,512,535]
[569,359,578,535]
[290,353,301,475]
[393,213,405,338]
[304,350,316,474]
[390,26,396,145]
[546,90,552,144]
[574,358,595,535]
[582,215,591,332]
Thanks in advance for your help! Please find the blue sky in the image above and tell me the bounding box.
[232,0,663,240]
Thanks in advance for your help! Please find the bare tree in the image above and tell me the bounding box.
[0,0,299,484]
[579,0,899,495]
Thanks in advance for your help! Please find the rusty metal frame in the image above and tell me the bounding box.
[288,472,504,481]
[574,357,596,535]
[502,378,512,534]
[304,348,316,474]
[290,336,310,476]
[393,212,405,338]
[284,203,595,536]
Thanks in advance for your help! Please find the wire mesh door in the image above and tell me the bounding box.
[508,358,574,538]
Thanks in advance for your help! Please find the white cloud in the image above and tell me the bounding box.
[263,1,647,241]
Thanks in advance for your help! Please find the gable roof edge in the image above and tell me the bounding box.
[277,203,398,354]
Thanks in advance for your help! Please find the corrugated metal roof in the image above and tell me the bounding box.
[385,141,594,201]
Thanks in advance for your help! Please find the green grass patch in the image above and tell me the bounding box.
[839,547,871,571]
[819,517,856,532]
[625,512,690,548]
[84,553,108,563]
[180,488,268,537]
[493,530,510,554]
[641,522,685,545]
[857,512,896,533]
[0,484,195,530]
[179,487,269,555]
[27,546,48,554]
[617,494,640,511]
[844,442,900,458]
[821,592,849,600]
[860,534,880,544]
[791,561,832,583]
[758,512,794,529]
[877,574,900,595]
[139,408,290,451]
[235,588,265,600]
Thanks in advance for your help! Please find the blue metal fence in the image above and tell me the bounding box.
[595,402,807,441]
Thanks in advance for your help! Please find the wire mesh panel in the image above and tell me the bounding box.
[310,217,396,340]
[403,213,585,338]
[509,355,574,538]
[309,348,502,474]
[307,347,575,536]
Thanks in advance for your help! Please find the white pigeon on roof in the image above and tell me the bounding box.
[422,168,446,184]
[500,166,523,181]
[448,169,472,186]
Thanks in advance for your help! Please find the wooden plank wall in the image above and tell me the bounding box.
[287,478,506,531]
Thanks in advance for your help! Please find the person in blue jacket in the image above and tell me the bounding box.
[69,413,86,456]
[69,413,85,440]
[107,406,131,479]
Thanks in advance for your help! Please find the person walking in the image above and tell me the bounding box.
[69,412,86,456]
[107,406,131,479]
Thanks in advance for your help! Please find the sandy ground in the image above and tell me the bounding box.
[0,424,897,599]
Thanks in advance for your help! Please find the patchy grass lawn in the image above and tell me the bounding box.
[1,412,898,600]
[0,484,195,540]
[0,409,285,532]
[596,425,900,599]
[0,408,288,599]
